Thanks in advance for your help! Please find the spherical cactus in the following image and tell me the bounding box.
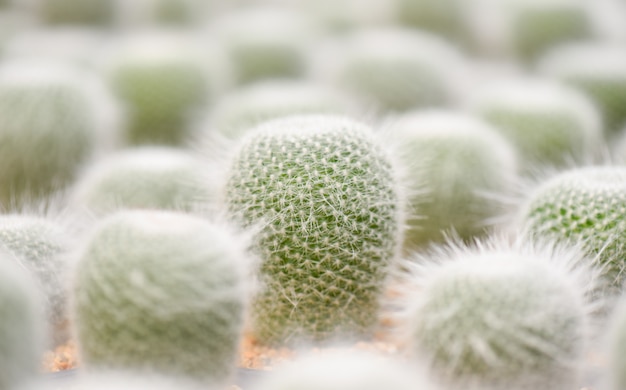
[467,78,604,169]
[400,238,594,390]
[72,210,248,385]
[70,147,213,216]
[33,0,116,26]
[607,295,626,390]
[317,29,465,113]
[251,350,431,390]
[104,33,227,146]
[223,115,404,345]
[0,253,44,390]
[517,166,626,290]
[388,111,518,249]
[207,80,356,139]
[0,60,117,208]
[0,215,70,345]
[539,44,626,133]
[214,8,313,85]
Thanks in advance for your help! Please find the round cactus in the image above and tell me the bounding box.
[223,115,403,345]
[70,147,213,216]
[539,44,626,133]
[214,8,314,85]
[252,350,431,390]
[0,253,44,390]
[517,166,626,290]
[318,29,465,113]
[0,215,70,345]
[401,238,594,390]
[467,78,604,169]
[34,0,116,26]
[72,210,248,385]
[0,60,116,208]
[208,80,356,138]
[388,111,518,249]
[104,33,226,146]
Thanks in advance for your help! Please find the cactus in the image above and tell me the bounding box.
[319,29,464,113]
[72,210,248,385]
[251,350,431,390]
[388,111,517,249]
[208,80,355,138]
[400,238,594,390]
[468,78,604,169]
[395,0,468,43]
[0,215,70,345]
[104,33,225,146]
[34,0,116,26]
[539,44,626,133]
[70,147,213,215]
[0,60,115,208]
[0,252,44,390]
[223,115,403,345]
[517,166,626,290]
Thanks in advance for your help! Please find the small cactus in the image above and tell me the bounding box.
[517,166,626,290]
[223,115,404,345]
[388,110,518,249]
[400,238,594,390]
[251,350,431,390]
[467,78,604,169]
[72,210,248,385]
[0,252,44,390]
[70,147,213,216]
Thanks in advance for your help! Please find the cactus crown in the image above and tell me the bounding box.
[518,166,626,289]
[399,237,596,390]
[224,114,403,345]
[72,210,248,385]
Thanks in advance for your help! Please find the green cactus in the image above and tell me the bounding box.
[224,115,403,345]
[325,29,464,113]
[208,80,355,138]
[517,166,626,290]
[469,79,603,169]
[35,0,116,26]
[395,0,468,43]
[0,253,44,390]
[0,61,110,207]
[72,210,247,385]
[70,147,213,215]
[388,111,518,249]
[607,295,626,390]
[539,44,626,133]
[0,215,70,345]
[402,239,593,390]
[252,350,430,390]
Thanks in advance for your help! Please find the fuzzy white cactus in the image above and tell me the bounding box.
[388,110,518,249]
[70,147,213,216]
[72,210,249,385]
[223,114,404,345]
[467,78,604,169]
[399,237,596,390]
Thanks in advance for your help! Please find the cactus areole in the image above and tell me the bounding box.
[224,115,402,345]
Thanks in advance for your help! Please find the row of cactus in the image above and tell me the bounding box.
[2,0,626,390]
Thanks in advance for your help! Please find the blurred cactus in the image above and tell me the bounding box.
[395,0,468,43]
[224,115,403,345]
[34,0,116,26]
[72,210,248,385]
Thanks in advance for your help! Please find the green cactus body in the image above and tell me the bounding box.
[469,79,603,169]
[36,0,115,26]
[518,167,626,289]
[404,241,591,390]
[607,296,626,390]
[0,253,44,390]
[106,34,220,146]
[389,111,517,249]
[252,351,430,390]
[72,210,247,384]
[70,147,212,215]
[395,0,468,44]
[215,9,313,85]
[209,80,355,138]
[327,29,464,113]
[539,44,626,133]
[0,216,69,344]
[224,115,403,345]
[0,62,106,207]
